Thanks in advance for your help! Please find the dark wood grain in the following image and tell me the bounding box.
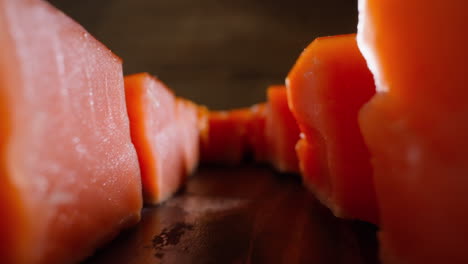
[84,166,379,264]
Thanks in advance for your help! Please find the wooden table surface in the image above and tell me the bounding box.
[84,166,379,264]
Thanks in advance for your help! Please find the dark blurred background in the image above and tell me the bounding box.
[47,0,357,109]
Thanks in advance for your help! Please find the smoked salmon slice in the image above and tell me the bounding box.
[0,0,142,263]
[287,34,378,223]
[357,0,468,262]
[266,85,300,173]
[125,73,190,204]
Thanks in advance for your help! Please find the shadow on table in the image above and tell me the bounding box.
[85,165,379,264]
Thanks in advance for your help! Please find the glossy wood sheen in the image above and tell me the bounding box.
[85,166,379,264]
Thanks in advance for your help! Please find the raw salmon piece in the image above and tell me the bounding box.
[0,0,142,263]
[358,0,468,262]
[201,105,270,165]
[296,138,329,200]
[200,109,250,165]
[176,98,201,175]
[199,90,299,172]
[245,103,269,163]
[266,85,300,173]
[125,73,186,204]
[287,34,378,223]
[197,105,210,146]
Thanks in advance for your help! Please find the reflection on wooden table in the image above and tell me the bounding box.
[85,165,379,264]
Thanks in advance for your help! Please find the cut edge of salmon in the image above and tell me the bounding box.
[0,6,29,262]
[200,109,249,165]
[287,34,378,223]
[125,73,162,203]
[246,103,269,163]
[266,85,301,173]
[176,97,201,176]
